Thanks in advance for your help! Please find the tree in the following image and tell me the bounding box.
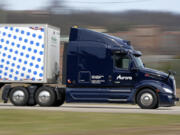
[46,0,66,14]
[0,1,7,23]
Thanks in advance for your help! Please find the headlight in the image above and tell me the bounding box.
[163,88,173,94]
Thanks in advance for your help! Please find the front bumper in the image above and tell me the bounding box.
[158,93,179,107]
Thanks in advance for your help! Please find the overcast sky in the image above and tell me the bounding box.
[5,0,180,13]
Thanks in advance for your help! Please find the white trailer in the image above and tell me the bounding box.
[0,24,60,83]
[0,24,64,107]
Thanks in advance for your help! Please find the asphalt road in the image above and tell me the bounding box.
[0,103,180,115]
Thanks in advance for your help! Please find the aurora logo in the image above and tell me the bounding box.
[116,75,132,80]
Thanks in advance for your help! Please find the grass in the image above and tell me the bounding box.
[0,110,180,135]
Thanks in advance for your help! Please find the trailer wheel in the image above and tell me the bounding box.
[137,89,158,109]
[35,87,56,107]
[9,87,29,106]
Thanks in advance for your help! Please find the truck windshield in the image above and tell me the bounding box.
[134,56,144,68]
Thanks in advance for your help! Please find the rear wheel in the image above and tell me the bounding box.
[9,87,29,106]
[137,89,158,109]
[35,87,56,107]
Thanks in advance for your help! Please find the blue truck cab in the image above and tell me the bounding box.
[66,27,179,109]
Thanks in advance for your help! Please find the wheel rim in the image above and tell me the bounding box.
[140,93,153,106]
[38,91,51,104]
[12,90,25,104]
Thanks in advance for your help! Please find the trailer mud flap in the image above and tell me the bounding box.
[2,85,11,103]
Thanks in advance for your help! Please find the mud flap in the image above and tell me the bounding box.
[2,85,11,103]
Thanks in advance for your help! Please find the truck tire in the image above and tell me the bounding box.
[137,89,158,109]
[9,87,29,106]
[35,87,56,107]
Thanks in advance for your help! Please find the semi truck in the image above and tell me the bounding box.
[0,24,179,109]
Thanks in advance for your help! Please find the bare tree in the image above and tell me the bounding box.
[0,1,6,10]
[46,0,66,14]
[0,1,7,23]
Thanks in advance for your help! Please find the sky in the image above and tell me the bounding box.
[4,0,180,13]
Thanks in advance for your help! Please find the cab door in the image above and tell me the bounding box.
[112,53,135,88]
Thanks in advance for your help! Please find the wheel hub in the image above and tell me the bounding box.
[12,90,25,103]
[140,93,153,106]
[38,91,51,104]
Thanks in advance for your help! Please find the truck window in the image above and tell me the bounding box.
[113,54,130,70]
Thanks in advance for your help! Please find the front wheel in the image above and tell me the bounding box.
[137,89,158,109]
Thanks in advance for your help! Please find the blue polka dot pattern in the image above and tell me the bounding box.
[16,71,19,74]
[10,27,13,31]
[30,41,34,45]
[3,32,6,36]
[24,39,28,43]
[24,61,27,64]
[13,36,17,39]
[8,34,11,37]
[11,42,15,46]
[22,46,26,50]
[26,54,29,58]
[6,41,9,44]
[39,73,43,77]
[9,74,12,78]
[9,49,13,52]
[22,67,26,71]
[13,57,16,60]
[0,26,45,81]
[2,53,6,56]
[37,58,41,62]
[28,69,31,73]
[21,30,25,34]
[32,33,36,37]
[34,49,37,53]
[20,52,24,56]
[35,64,39,68]
[1,39,4,42]
[31,56,35,60]
[15,29,19,32]
[33,71,37,75]
[8,55,11,58]
[19,37,22,41]
[36,42,40,46]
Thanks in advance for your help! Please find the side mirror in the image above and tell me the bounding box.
[168,70,176,75]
